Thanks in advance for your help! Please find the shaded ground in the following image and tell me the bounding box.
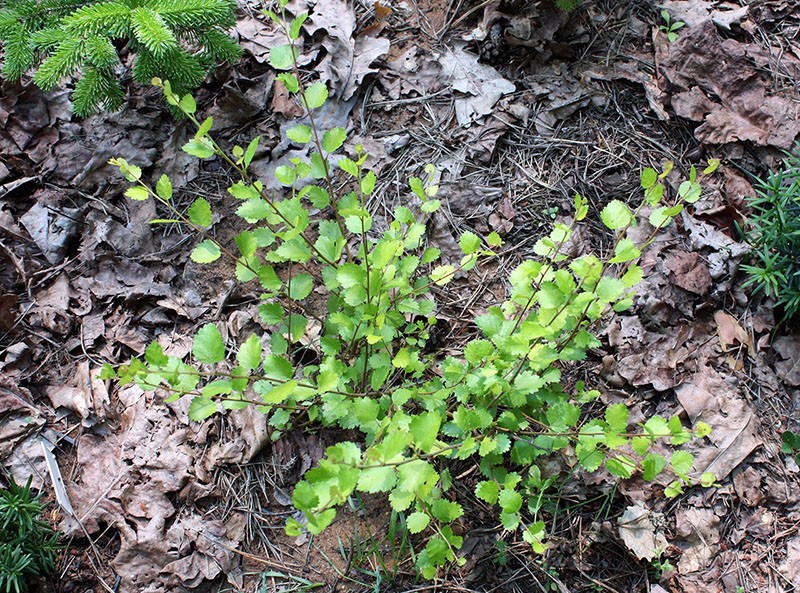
[2,0,800,591]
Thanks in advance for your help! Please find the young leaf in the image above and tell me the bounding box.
[406,511,430,534]
[156,174,172,200]
[601,200,633,230]
[190,240,221,263]
[360,170,377,195]
[287,125,312,144]
[288,273,314,300]
[640,167,658,189]
[304,82,328,109]
[269,44,295,70]
[188,396,217,421]
[196,116,213,138]
[182,137,216,159]
[605,403,629,433]
[430,265,454,286]
[498,489,522,514]
[322,127,346,153]
[670,450,694,477]
[188,197,212,227]
[125,186,150,201]
[244,136,260,169]
[459,231,480,255]
[475,480,499,505]
[179,94,196,114]
[237,334,262,371]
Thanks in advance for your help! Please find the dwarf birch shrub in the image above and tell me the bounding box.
[105,1,719,577]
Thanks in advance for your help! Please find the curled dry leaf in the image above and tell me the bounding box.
[713,310,753,355]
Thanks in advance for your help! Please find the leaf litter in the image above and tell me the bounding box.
[2,0,800,591]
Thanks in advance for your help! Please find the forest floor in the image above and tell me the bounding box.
[1,0,800,591]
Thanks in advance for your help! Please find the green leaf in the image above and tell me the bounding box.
[278,72,299,92]
[292,481,319,510]
[621,265,643,288]
[300,185,330,209]
[145,341,168,366]
[695,421,712,438]
[459,231,480,255]
[409,412,441,453]
[500,511,520,530]
[269,44,295,70]
[430,265,454,286]
[288,273,314,300]
[649,204,682,228]
[125,186,149,201]
[606,455,634,478]
[605,403,629,432]
[180,94,196,114]
[595,276,625,302]
[275,165,297,186]
[260,380,297,404]
[156,174,172,200]
[421,199,440,213]
[193,324,225,364]
[361,171,377,195]
[287,124,312,144]
[235,231,258,258]
[431,499,463,523]
[609,238,641,263]
[640,167,658,189]
[643,415,669,439]
[182,137,216,159]
[322,127,346,153]
[406,511,430,534]
[664,480,683,498]
[487,231,503,247]
[475,480,499,505]
[338,157,358,176]
[670,450,694,477]
[357,466,396,493]
[188,397,217,421]
[196,116,213,138]
[190,240,221,263]
[244,136,260,169]
[188,198,212,227]
[237,334,262,371]
[600,200,633,230]
[288,14,308,40]
[498,489,522,513]
[464,339,494,364]
[642,453,667,481]
[304,82,328,109]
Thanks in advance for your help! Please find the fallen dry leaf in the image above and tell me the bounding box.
[305,0,390,100]
[673,507,721,574]
[439,43,516,126]
[46,361,109,426]
[617,503,667,561]
[664,250,712,296]
[656,21,800,149]
[675,365,760,480]
[271,79,304,118]
[779,537,800,588]
[772,335,800,386]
